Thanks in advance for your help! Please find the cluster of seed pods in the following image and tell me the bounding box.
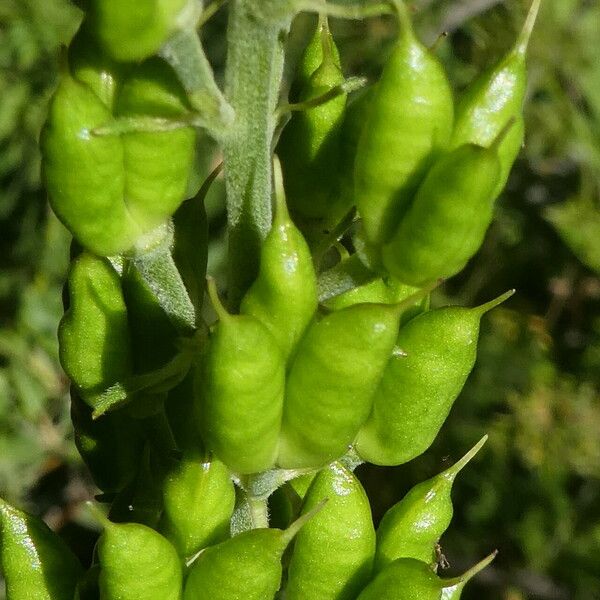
[0,0,542,598]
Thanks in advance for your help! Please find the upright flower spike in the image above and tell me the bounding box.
[354,0,454,247]
[240,158,318,360]
[374,436,488,572]
[356,291,514,466]
[202,278,285,474]
[451,0,542,196]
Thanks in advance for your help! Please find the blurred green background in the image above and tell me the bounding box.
[1,0,600,598]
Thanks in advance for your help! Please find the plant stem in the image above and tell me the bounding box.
[247,494,270,529]
[160,28,234,139]
[222,1,294,309]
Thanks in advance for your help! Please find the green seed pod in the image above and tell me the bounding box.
[0,498,83,600]
[183,509,317,600]
[160,451,235,558]
[356,558,441,600]
[278,301,405,469]
[356,291,513,466]
[71,389,144,494]
[381,128,511,286]
[240,160,317,359]
[92,505,182,600]
[42,52,195,257]
[87,0,190,62]
[42,72,137,256]
[354,0,454,246]
[374,437,487,572]
[451,0,541,196]
[357,554,497,600]
[116,57,196,237]
[59,253,132,407]
[278,18,346,219]
[202,279,285,474]
[286,462,376,600]
[294,15,342,92]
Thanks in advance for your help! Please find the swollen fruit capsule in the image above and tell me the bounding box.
[375,437,487,572]
[278,301,405,469]
[160,451,235,558]
[286,462,376,600]
[357,554,497,600]
[381,125,514,287]
[202,279,285,474]
[356,291,513,466]
[0,498,82,600]
[91,504,182,600]
[240,158,317,359]
[278,18,347,220]
[59,253,132,409]
[354,0,453,247]
[451,0,542,196]
[88,0,191,62]
[183,507,321,600]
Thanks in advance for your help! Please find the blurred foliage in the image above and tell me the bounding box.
[0,0,82,506]
[2,1,600,599]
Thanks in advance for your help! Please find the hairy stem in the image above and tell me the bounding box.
[222,1,294,309]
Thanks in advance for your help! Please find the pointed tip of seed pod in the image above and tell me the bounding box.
[443,435,488,481]
[391,0,415,37]
[206,276,230,322]
[318,13,331,37]
[490,118,517,152]
[515,0,542,56]
[474,289,515,316]
[429,31,449,53]
[196,161,223,204]
[281,498,328,547]
[86,501,112,530]
[318,14,337,65]
[442,550,498,589]
[272,155,291,227]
